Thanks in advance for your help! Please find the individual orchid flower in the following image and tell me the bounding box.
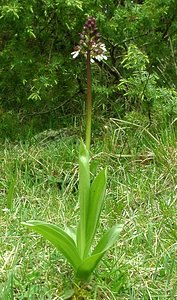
[71,45,81,59]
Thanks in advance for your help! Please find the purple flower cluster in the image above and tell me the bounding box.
[71,16,107,63]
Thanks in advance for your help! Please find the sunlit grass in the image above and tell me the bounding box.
[0,121,176,299]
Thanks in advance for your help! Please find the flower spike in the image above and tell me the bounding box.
[71,16,107,63]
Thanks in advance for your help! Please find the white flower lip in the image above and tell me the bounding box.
[71,46,107,62]
[90,54,108,63]
[71,50,80,58]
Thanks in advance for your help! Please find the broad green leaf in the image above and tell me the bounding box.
[93,224,123,255]
[76,252,105,281]
[77,141,90,258]
[84,168,107,256]
[22,221,81,270]
[65,226,77,243]
[76,224,123,281]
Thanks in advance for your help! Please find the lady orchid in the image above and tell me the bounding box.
[22,17,122,292]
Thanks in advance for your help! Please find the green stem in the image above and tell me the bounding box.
[86,50,92,152]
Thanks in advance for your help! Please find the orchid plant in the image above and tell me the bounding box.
[22,17,123,283]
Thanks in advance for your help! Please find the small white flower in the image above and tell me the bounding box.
[95,54,107,61]
[99,43,107,51]
[71,50,80,58]
[90,53,108,63]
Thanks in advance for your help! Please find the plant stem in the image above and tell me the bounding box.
[86,50,92,152]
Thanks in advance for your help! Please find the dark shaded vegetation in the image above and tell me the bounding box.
[0,0,177,140]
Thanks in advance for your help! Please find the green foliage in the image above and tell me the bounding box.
[121,44,149,71]
[155,87,177,123]
[118,44,159,118]
[118,44,177,122]
[1,0,177,140]
[23,140,123,281]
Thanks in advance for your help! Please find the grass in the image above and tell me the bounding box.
[0,119,176,299]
